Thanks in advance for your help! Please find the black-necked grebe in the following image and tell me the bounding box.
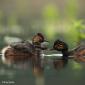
[53,39,85,63]
[53,40,69,60]
[52,39,69,67]
[1,33,48,66]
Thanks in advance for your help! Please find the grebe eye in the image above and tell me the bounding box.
[55,44,64,49]
[33,36,40,42]
[59,44,64,47]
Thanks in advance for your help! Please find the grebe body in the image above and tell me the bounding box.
[1,33,47,67]
[1,43,35,65]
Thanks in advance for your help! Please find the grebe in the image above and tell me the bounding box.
[1,41,35,65]
[1,33,48,66]
[32,33,48,50]
[31,33,49,70]
[53,40,69,60]
[71,44,85,62]
[52,39,69,67]
[52,39,85,63]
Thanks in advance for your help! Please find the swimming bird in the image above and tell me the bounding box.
[52,39,85,63]
[1,33,48,66]
[53,40,69,60]
[70,44,85,62]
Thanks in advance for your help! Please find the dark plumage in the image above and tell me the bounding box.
[10,41,35,53]
[53,40,69,62]
[53,39,85,62]
[52,40,69,69]
[53,40,68,52]
[1,42,36,65]
[1,33,48,66]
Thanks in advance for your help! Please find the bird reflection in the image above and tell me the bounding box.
[53,60,63,70]
[53,59,68,71]
[32,65,43,77]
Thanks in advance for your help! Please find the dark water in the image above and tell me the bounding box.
[0,57,85,85]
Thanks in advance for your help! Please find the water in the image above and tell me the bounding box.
[0,55,85,85]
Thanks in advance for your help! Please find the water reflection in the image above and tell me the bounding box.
[0,55,85,85]
[53,60,67,70]
[0,53,69,76]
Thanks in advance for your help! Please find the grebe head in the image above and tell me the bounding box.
[53,40,68,52]
[32,33,45,44]
[32,33,49,50]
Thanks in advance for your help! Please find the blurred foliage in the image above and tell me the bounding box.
[73,20,85,39]
[65,0,78,19]
[42,4,59,21]
[0,0,84,49]
[42,4,59,40]
[8,14,17,27]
